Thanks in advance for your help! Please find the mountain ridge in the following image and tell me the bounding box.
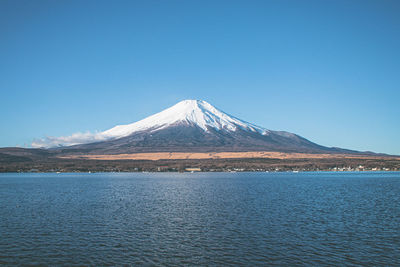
[26,99,388,156]
[37,100,361,155]
[33,99,295,148]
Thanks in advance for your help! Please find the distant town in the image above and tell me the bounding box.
[2,158,399,173]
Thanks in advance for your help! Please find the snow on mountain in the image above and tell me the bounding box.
[32,100,271,148]
[102,100,269,138]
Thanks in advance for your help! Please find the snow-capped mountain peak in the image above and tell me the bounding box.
[102,99,269,138]
[32,100,272,148]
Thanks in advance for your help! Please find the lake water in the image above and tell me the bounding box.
[0,172,399,266]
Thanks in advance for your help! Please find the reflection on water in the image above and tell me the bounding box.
[0,172,399,266]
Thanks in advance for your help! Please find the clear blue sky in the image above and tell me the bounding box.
[1,0,399,154]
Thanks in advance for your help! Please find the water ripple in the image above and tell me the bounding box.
[0,172,399,266]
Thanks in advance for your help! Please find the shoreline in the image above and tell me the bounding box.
[2,169,399,174]
[2,151,400,173]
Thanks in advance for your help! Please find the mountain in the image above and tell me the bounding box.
[51,100,356,155]
[1,99,398,173]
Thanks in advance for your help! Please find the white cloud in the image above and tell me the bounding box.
[31,131,111,148]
